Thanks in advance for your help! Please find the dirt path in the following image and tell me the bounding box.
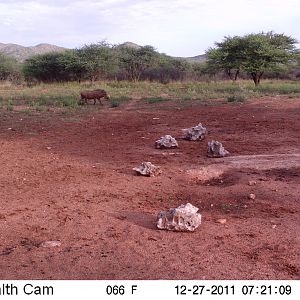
[188,153,300,181]
[0,97,299,279]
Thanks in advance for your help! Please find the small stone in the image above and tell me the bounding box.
[248,180,257,186]
[207,140,229,158]
[155,135,178,149]
[40,241,61,248]
[248,193,256,200]
[157,203,202,232]
[133,162,161,177]
[216,218,227,224]
[182,123,207,141]
[272,225,277,229]
[46,147,52,150]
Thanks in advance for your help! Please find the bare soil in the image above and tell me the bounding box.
[0,97,299,280]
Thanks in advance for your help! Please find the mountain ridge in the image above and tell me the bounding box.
[0,43,66,62]
[0,41,207,63]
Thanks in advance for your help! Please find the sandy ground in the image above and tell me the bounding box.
[0,97,299,280]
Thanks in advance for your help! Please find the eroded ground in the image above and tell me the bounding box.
[0,97,299,279]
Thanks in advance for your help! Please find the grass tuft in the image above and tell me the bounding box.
[227,94,246,103]
[143,97,169,104]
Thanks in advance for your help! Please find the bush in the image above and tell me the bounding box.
[6,100,13,111]
[227,95,246,103]
[110,100,121,108]
[109,96,130,108]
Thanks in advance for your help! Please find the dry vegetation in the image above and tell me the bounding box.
[1,80,300,113]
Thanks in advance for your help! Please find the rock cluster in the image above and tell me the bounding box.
[155,135,178,149]
[133,162,161,177]
[157,203,202,232]
[182,123,207,141]
[207,140,229,158]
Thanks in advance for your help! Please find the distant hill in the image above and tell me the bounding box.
[118,42,141,49]
[179,54,207,63]
[0,43,66,62]
[0,41,207,63]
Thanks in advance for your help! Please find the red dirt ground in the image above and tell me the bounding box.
[0,97,299,280]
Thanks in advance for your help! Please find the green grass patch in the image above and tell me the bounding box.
[6,100,13,111]
[254,83,300,95]
[143,97,169,104]
[109,95,130,108]
[0,80,299,112]
[34,95,79,107]
[18,108,32,114]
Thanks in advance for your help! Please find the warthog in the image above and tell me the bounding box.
[79,89,110,105]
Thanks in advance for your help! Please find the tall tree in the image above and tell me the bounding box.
[206,36,244,81]
[118,45,159,81]
[76,42,117,82]
[23,52,70,82]
[206,32,297,85]
[58,50,86,82]
[0,53,21,83]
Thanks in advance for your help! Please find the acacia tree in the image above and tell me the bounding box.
[118,45,159,81]
[206,32,297,85]
[76,42,117,82]
[0,53,21,83]
[23,52,70,82]
[206,36,244,81]
[23,42,118,83]
[243,32,297,85]
[57,50,86,82]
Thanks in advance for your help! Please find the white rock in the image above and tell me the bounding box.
[216,218,227,224]
[207,140,229,158]
[248,193,256,200]
[40,241,61,248]
[157,203,202,232]
[182,123,207,141]
[248,180,257,186]
[133,162,161,177]
[155,135,178,149]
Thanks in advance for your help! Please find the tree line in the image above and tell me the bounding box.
[0,32,299,86]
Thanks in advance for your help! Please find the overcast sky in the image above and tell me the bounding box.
[0,0,299,56]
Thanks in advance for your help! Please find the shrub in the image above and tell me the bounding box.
[110,100,121,108]
[109,96,130,108]
[227,95,246,103]
[6,100,13,111]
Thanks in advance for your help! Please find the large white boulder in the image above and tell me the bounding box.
[182,123,207,141]
[157,203,202,232]
[133,162,161,177]
[155,135,178,149]
[207,140,229,158]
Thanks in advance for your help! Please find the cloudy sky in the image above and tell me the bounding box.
[0,0,299,56]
